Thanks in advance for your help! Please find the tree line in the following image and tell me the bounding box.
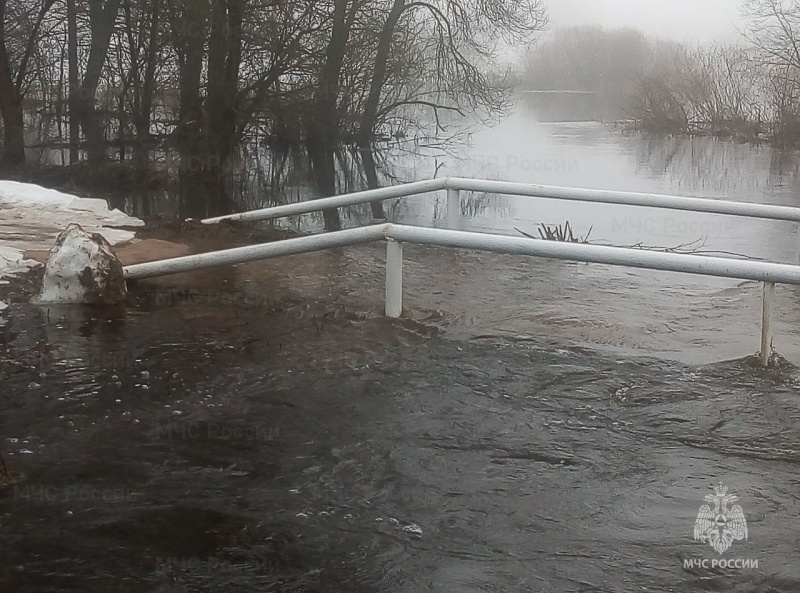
[0,0,547,221]
[523,0,800,143]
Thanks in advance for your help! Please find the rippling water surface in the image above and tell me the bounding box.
[2,296,800,592]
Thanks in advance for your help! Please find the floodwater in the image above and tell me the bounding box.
[361,106,800,365]
[3,104,800,592]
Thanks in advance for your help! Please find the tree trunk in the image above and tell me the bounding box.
[358,0,405,146]
[0,21,25,165]
[179,0,243,219]
[177,0,207,122]
[134,0,161,171]
[355,0,405,218]
[67,0,79,164]
[0,97,25,166]
[73,0,122,164]
[360,147,385,218]
[0,0,59,166]
[307,139,340,229]
[172,0,209,219]
[306,0,359,231]
[187,0,243,218]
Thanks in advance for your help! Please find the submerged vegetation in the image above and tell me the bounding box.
[515,222,592,244]
[518,224,757,260]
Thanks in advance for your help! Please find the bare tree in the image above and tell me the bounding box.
[742,0,800,70]
[119,0,163,167]
[70,0,123,163]
[0,0,547,216]
[0,0,58,165]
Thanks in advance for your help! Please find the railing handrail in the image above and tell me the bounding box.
[445,177,800,222]
[124,225,387,279]
[201,178,447,224]
[124,223,788,366]
[125,222,800,286]
[200,176,800,225]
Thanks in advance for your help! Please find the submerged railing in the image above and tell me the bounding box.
[125,220,800,366]
[194,176,800,365]
[121,177,800,366]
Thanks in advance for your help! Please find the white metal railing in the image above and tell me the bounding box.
[124,223,800,366]
[193,176,800,365]
[201,176,800,229]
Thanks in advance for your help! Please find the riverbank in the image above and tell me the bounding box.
[0,175,296,310]
[0,162,168,196]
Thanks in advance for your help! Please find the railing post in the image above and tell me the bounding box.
[447,188,460,229]
[796,223,800,264]
[385,239,403,318]
[760,281,775,367]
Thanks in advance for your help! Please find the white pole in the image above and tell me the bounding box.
[127,223,800,285]
[202,178,447,224]
[124,225,388,279]
[447,177,800,223]
[201,176,800,226]
[447,188,460,229]
[796,223,800,264]
[385,240,403,318]
[384,225,800,286]
[760,281,775,367]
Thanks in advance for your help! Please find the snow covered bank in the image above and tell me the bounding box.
[0,181,143,279]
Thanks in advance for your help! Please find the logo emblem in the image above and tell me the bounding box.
[693,482,748,554]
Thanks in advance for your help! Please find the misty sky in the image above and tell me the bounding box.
[548,0,745,42]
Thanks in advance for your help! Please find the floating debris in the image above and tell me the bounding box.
[402,523,423,536]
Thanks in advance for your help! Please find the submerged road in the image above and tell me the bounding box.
[1,285,799,592]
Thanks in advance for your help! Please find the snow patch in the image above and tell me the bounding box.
[0,180,143,279]
[0,244,39,277]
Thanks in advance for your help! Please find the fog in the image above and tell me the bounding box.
[547,0,744,42]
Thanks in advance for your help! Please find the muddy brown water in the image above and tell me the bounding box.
[4,111,800,591]
[1,256,800,592]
